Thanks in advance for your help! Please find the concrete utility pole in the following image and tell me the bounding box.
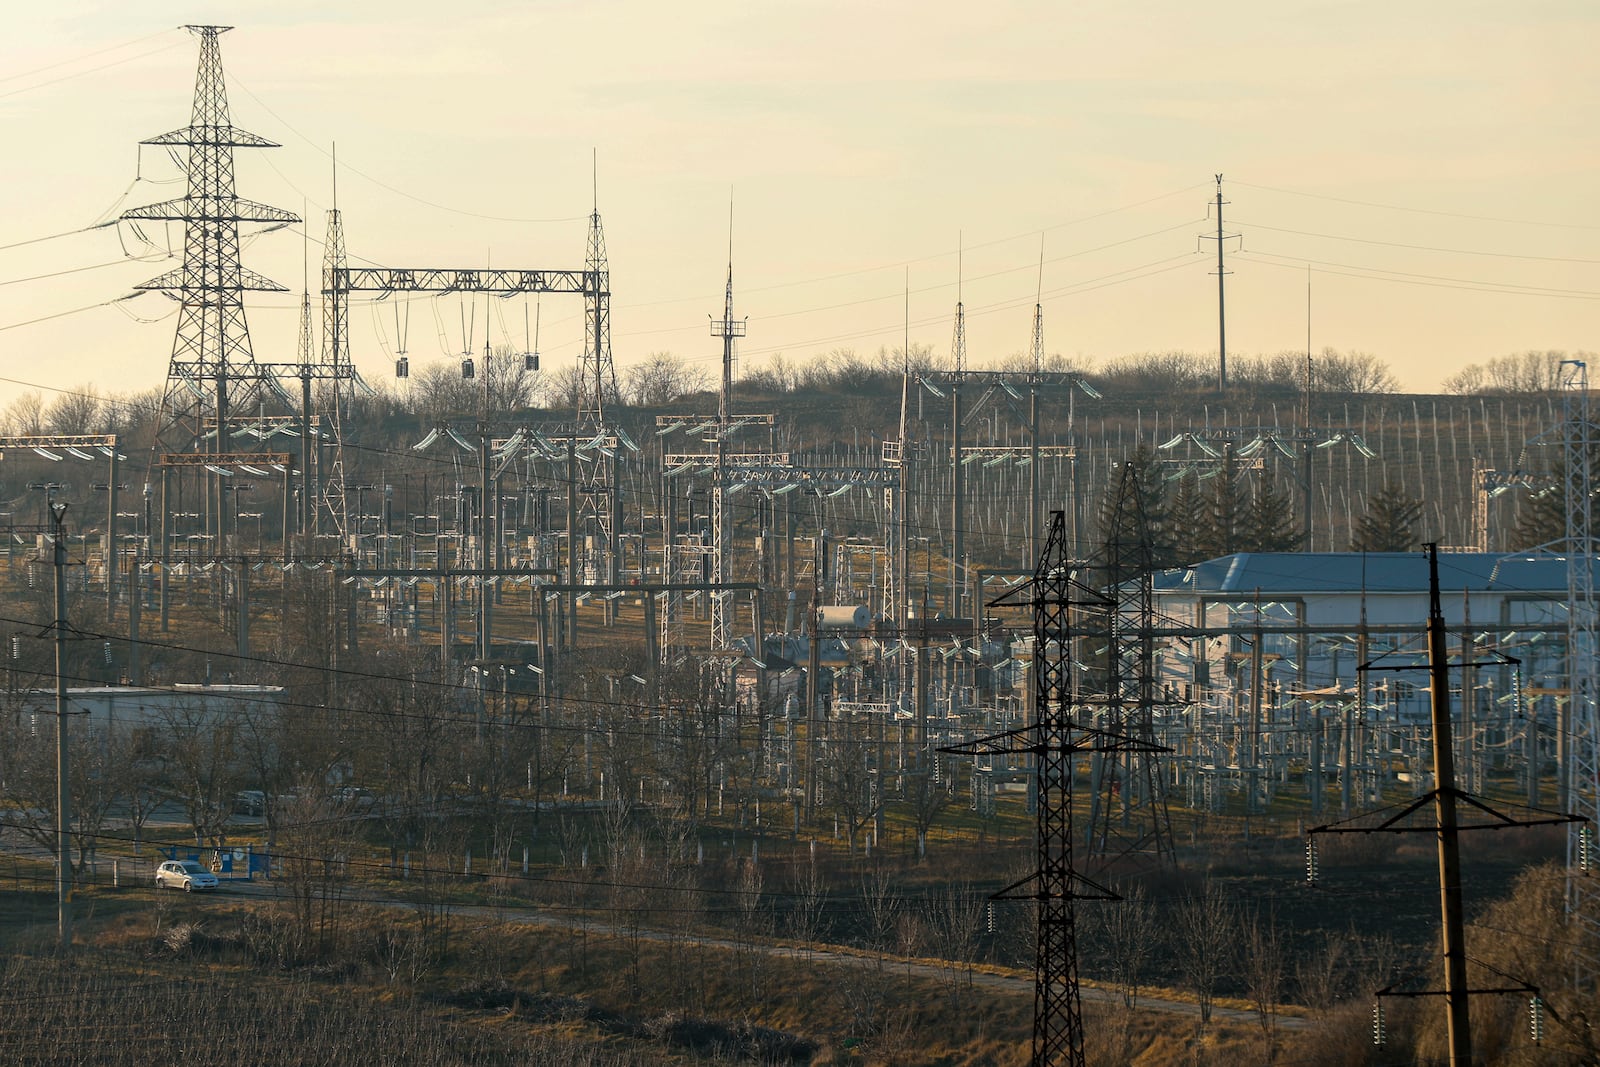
[1211,174,1229,392]
[1426,544,1472,1066]
[50,502,71,952]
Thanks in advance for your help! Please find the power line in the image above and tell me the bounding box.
[1233,218,1600,264]
[1230,180,1600,232]
[225,75,588,227]
[1238,251,1600,300]
[0,37,186,101]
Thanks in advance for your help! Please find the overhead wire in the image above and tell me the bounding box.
[1237,253,1600,302]
[1230,179,1600,232]
[1231,218,1600,264]
[224,74,587,226]
[0,37,186,102]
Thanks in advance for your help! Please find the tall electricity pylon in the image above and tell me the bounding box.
[1560,359,1600,978]
[123,26,299,523]
[318,203,350,538]
[943,512,1166,1066]
[1084,464,1177,872]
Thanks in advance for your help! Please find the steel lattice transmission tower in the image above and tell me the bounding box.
[1084,463,1177,872]
[1560,359,1600,974]
[122,26,299,461]
[943,512,1166,1066]
[318,204,350,538]
[579,185,618,427]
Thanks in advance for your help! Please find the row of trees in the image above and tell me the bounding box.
[1441,349,1596,396]
[9,347,1591,445]
[1097,446,1431,566]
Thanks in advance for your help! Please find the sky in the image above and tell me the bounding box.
[0,1,1596,415]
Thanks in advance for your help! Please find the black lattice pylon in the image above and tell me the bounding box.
[943,511,1169,1066]
[1084,461,1178,871]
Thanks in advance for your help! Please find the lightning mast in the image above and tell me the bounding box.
[580,165,618,426]
[708,211,746,653]
[949,240,968,616]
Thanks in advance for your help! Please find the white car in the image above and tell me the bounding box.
[155,859,219,892]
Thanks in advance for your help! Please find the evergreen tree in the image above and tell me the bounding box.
[1514,479,1565,550]
[1351,483,1424,551]
[1243,476,1302,552]
[1167,472,1213,564]
[1096,445,1173,576]
[1202,450,1250,558]
[1511,444,1600,551]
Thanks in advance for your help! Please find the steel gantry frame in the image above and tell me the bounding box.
[326,244,618,578]
[0,435,124,619]
[917,369,1098,614]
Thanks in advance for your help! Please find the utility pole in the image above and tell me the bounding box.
[1312,545,1581,1062]
[1202,174,1231,393]
[1426,543,1472,1065]
[1302,267,1315,550]
[50,501,71,952]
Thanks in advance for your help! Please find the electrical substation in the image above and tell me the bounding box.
[3,24,1597,1067]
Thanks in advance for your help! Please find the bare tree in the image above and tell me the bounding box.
[104,386,164,448]
[992,348,1094,377]
[44,387,103,434]
[541,364,585,413]
[155,699,241,849]
[925,882,984,1003]
[409,360,482,421]
[621,352,708,406]
[730,857,770,998]
[1441,363,1488,396]
[1241,903,1286,1059]
[817,720,882,853]
[1174,877,1237,1025]
[785,851,829,959]
[874,341,941,376]
[1094,880,1157,1009]
[1294,932,1350,1019]
[274,779,358,960]
[742,352,799,393]
[3,390,45,435]
[0,712,123,873]
[900,762,951,860]
[1314,348,1398,394]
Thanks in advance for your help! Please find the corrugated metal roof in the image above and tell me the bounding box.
[1152,551,1598,595]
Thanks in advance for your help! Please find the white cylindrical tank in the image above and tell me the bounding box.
[817,604,870,629]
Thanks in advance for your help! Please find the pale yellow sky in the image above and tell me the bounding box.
[0,1,1595,412]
